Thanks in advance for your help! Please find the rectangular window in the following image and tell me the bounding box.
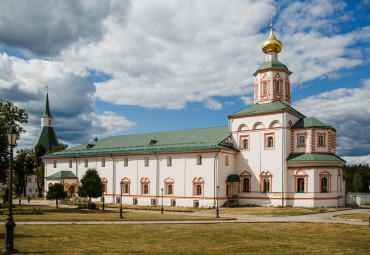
[69,160,72,168]
[151,198,156,206]
[276,80,280,94]
[299,135,305,147]
[167,157,172,166]
[85,159,88,168]
[193,200,199,208]
[264,133,275,150]
[124,158,128,167]
[101,158,105,167]
[53,160,57,168]
[225,156,229,166]
[116,197,121,204]
[133,198,138,205]
[263,81,267,94]
[171,199,176,207]
[263,178,270,193]
[144,157,149,167]
[196,154,202,165]
[242,177,250,192]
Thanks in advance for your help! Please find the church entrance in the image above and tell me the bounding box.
[68,185,75,197]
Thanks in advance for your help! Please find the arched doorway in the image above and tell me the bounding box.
[68,185,75,197]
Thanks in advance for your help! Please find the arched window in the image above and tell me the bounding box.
[123,157,128,167]
[193,177,204,196]
[321,177,328,193]
[140,177,150,195]
[196,154,202,165]
[225,156,229,166]
[243,139,248,150]
[267,137,273,148]
[276,80,280,94]
[167,156,172,166]
[298,134,306,147]
[122,177,130,195]
[263,81,267,94]
[164,177,175,196]
[297,177,305,193]
[242,177,250,192]
[259,171,272,193]
[263,178,270,193]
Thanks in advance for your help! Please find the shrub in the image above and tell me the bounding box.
[87,202,97,210]
[0,207,43,215]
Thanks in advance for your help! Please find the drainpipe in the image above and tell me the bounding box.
[110,154,115,203]
[154,152,159,205]
[282,110,285,207]
[73,156,78,180]
[213,149,221,208]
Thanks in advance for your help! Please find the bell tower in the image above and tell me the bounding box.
[253,19,292,105]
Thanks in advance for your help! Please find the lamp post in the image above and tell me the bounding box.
[102,191,105,211]
[3,127,18,253]
[161,188,164,214]
[119,181,123,219]
[216,186,219,218]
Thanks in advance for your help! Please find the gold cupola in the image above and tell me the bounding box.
[261,24,282,53]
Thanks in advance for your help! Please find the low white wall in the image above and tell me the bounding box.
[346,193,370,206]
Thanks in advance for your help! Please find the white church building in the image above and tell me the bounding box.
[42,25,346,208]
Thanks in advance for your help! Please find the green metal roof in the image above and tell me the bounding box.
[226,174,240,182]
[292,117,333,129]
[287,153,345,162]
[229,100,306,118]
[33,126,58,151]
[46,170,78,179]
[254,61,291,74]
[45,126,236,157]
[42,93,53,118]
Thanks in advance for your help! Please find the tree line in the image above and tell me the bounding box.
[344,164,370,193]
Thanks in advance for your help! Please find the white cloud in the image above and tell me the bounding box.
[342,155,370,165]
[294,79,370,157]
[91,111,136,137]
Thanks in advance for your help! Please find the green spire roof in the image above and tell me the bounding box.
[45,126,236,157]
[33,126,58,151]
[229,101,305,118]
[292,117,333,129]
[254,61,291,75]
[42,93,53,118]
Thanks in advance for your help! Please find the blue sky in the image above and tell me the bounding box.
[0,0,369,164]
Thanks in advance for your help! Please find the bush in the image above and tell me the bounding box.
[87,202,97,210]
[0,207,43,215]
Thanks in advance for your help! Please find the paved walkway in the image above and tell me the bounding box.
[11,199,369,226]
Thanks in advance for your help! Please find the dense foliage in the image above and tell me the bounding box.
[49,143,68,153]
[33,143,47,197]
[0,99,28,183]
[46,183,68,208]
[344,164,370,192]
[78,168,104,202]
[14,148,35,196]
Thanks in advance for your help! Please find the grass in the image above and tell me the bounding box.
[4,223,369,254]
[0,206,221,222]
[335,213,370,222]
[213,206,352,216]
[95,203,200,212]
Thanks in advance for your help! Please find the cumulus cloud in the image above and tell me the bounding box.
[294,79,370,157]
[91,111,136,137]
[0,0,131,57]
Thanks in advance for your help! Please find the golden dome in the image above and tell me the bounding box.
[261,24,282,53]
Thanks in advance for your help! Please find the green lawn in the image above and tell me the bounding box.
[3,223,369,254]
[0,206,223,222]
[213,206,352,216]
[335,213,370,222]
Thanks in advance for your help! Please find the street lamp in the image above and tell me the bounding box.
[102,184,105,211]
[216,186,220,218]
[161,188,164,214]
[119,181,123,219]
[3,127,18,253]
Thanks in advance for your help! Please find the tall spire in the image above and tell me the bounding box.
[42,85,53,118]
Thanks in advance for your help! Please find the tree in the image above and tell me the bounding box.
[344,164,370,192]
[0,100,28,184]
[14,148,35,198]
[46,183,67,208]
[34,143,47,197]
[78,168,104,202]
[49,143,68,153]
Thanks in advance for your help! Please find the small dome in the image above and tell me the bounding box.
[261,25,282,53]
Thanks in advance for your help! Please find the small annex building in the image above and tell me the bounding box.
[43,25,346,208]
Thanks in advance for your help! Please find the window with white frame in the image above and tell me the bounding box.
[298,135,306,147]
